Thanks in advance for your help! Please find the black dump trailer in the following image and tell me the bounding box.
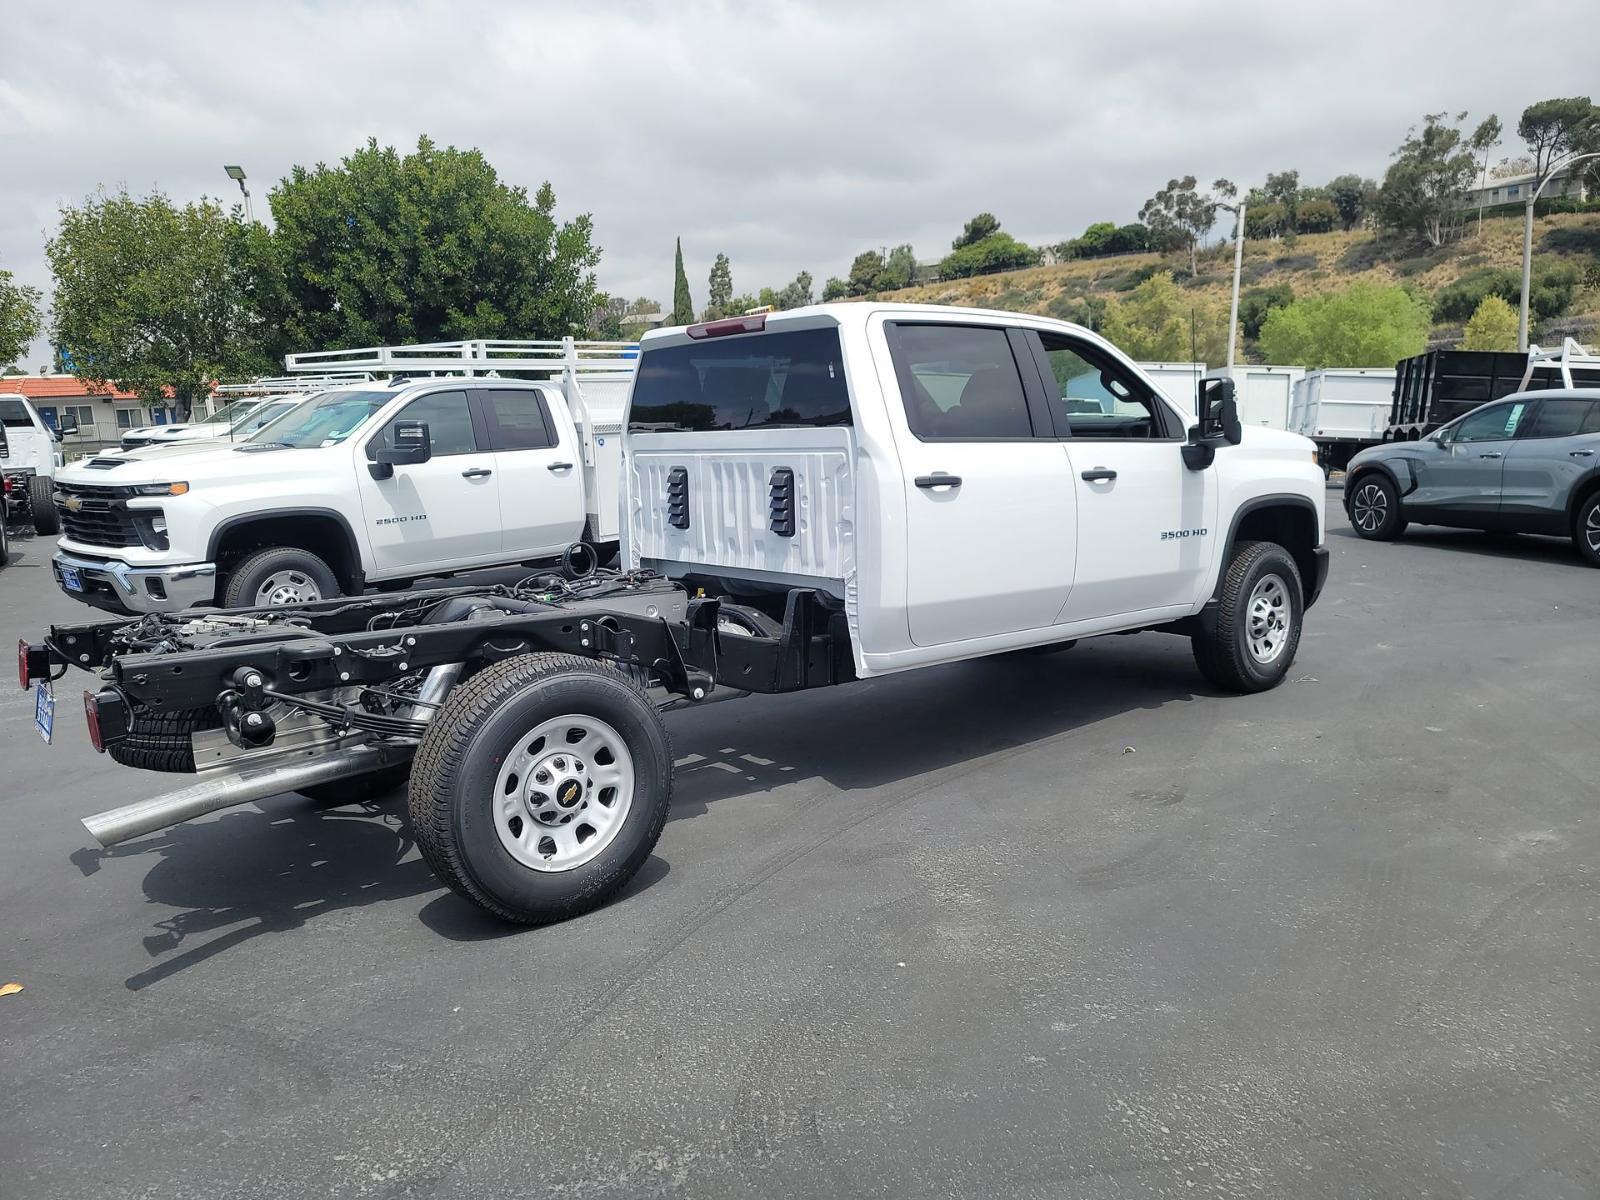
[1387,348,1600,440]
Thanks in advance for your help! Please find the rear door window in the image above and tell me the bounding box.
[886,324,1036,440]
[483,388,557,450]
[1524,398,1596,439]
[628,327,850,432]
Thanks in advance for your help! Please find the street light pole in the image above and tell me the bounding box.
[1518,150,1599,352]
[1223,197,1247,371]
[223,164,254,224]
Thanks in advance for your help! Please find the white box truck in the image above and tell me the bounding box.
[1204,365,1306,432]
[1290,367,1395,474]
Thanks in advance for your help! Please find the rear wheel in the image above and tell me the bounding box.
[410,653,672,924]
[222,546,341,609]
[28,475,59,536]
[1192,540,1304,694]
[1348,473,1406,541]
[1575,492,1600,568]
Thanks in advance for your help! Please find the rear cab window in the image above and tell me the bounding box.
[628,327,851,432]
[1,398,39,428]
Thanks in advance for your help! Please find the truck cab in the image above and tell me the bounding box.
[625,304,1327,681]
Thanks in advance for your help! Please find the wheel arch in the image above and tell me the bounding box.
[1344,459,1412,512]
[207,508,365,594]
[1211,494,1322,609]
[1564,468,1600,534]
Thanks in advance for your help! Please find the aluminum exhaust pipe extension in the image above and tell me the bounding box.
[82,745,407,848]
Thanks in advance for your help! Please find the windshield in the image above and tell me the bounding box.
[245,388,392,448]
[232,398,303,436]
[0,399,36,428]
[203,398,264,425]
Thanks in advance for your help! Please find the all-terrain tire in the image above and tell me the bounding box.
[409,653,672,925]
[28,475,60,536]
[107,705,223,773]
[222,546,341,609]
[1575,491,1600,569]
[298,763,413,807]
[1191,540,1304,694]
[1347,472,1407,541]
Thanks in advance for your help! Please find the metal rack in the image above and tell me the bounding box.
[1520,338,1600,390]
[282,337,639,378]
[213,373,376,396]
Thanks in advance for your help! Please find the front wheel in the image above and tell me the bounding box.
[410,653,672,924]
[1191,540,1304,694]
[222,546,341,609]
[28,475,60,536]
[1348,474,1406,541]
[1575,492,1600,568]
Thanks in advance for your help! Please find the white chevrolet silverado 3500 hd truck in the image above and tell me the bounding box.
[23,304,1327,925]
[47,341,635,613]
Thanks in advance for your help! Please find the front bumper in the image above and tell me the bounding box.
[52,550,217,614]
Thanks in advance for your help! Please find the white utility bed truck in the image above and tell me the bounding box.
[1,392,66,549]
[26,305,1328,926]
[48,339,636,613]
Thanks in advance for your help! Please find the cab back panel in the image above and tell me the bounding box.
[627,429,854,588]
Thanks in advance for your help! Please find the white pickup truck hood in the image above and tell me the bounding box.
[59,441,339,487]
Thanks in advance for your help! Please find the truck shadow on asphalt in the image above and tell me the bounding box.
[1329,524,1584,568]
[75,639,1211,980]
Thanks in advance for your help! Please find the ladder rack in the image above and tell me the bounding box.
[282,337,639,377]
[213,373,375,396]
[1520,338,1600,390]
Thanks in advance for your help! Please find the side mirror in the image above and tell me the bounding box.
[58,414,80,436]
[1197,378,1243,445]
[374,420,432,466]
[1183,379,1242,470]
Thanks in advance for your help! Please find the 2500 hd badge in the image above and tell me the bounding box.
[375,514,427,526]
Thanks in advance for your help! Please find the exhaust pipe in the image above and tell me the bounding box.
[82,744,408,847]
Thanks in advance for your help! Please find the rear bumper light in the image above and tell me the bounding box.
[83,687,130,752]
[18,640,51,691]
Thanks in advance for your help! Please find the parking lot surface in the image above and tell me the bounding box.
[2,505,1597,1199]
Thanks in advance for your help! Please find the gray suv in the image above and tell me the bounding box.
[1344,389,1600,566]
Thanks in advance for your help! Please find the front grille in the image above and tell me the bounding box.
[55,481,144,549]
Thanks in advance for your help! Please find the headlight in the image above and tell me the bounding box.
[135,482,189,496]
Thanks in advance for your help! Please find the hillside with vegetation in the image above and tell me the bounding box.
[868,210,1600,366]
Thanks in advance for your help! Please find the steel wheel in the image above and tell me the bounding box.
[492,714,635,872]
[1245,573,1292,664]
[1351,482,1388,533]
[255,569,323,607]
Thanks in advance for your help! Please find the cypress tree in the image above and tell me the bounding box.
[671,238,694,325]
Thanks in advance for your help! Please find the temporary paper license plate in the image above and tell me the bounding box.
[60,566,84,593]
[34,681,55,744]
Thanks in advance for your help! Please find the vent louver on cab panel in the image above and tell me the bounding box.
[768,467,795,537]
[666,466,690,529]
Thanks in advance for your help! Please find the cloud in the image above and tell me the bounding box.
[3,0,1595,365]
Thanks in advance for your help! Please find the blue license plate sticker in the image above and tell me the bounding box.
[34,681,55,744]
[60,566,83,593]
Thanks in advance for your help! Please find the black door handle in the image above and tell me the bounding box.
[914,474,961,489]
[461,467,493,479]
[1478,452,1503,459]
[547,461,575,471]
[1571,449,1594,457]
[1081,468,1118,482]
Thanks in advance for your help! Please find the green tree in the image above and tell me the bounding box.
[1238,283,1294,340]
[1517,96,1599,183]
[773,271,814,310]
[1257,282,1430,368]
[882,244,917,290]
[1264,170,1300,243]
[1295,198,1338,233]
[0,267,44,367]
[1098,271,1234,363]
[1138,176,1236,273]
[46,189,275,418]
[1375,112,1500,246]
[270,136,601,350]
[1461,294,1519,350]
[671,238,694,325]
[938,233,1040,279]
[705,252,733,319]
[953,212,1000,249]
[847,249,887,296]
[821,277,849,301]
[1324,175,1369,229]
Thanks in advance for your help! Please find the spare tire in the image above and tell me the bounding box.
[107,705,222,773]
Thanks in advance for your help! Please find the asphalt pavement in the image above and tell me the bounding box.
[2,503,1598,1199]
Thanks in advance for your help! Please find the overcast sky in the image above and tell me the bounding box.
[4,0,1597,367]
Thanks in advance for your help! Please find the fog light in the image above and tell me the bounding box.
[145,576,167,600]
